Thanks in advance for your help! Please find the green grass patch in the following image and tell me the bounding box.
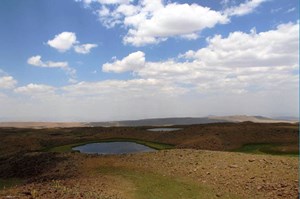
[0,178,22,190]
[233,143,299,156]
[45,138,174,153]
[98,166,240,199]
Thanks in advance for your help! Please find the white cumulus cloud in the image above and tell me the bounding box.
[47,32,78,52]
[74,43,98,54]
[27,55,68,68]
[181,22,299,68]
[0,76,17,89]
[123,2,229,46]
[103,51,145,73]
[27,55,77,82]
[47,31,97,54]
[224,0,267,16]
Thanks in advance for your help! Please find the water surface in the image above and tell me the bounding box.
[73,142,156,154]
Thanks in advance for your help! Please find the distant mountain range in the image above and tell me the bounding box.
[87,115,298,127]
[0,115,297,128]
[273,116,299,121]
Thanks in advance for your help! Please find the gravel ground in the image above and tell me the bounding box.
[0,149,298,199]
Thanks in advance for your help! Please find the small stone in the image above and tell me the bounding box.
[248,159,255,162]
[216,193,222,197]
[280,183,288,188]
[257,186,262,190]
[206,172,211,175]
[229,164,238,168]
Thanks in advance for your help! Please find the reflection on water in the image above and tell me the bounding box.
[73,142,156,154]
[147,128,182,132]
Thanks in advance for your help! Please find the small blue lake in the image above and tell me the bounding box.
[72,142,156,154]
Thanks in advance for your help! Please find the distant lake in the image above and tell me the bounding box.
[73,142,156,154]
[147,128,182,132]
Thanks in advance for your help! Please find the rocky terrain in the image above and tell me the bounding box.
[0,150,298,199]
[0,122,298,198]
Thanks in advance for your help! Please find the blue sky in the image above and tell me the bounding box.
[0,0,298,121]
